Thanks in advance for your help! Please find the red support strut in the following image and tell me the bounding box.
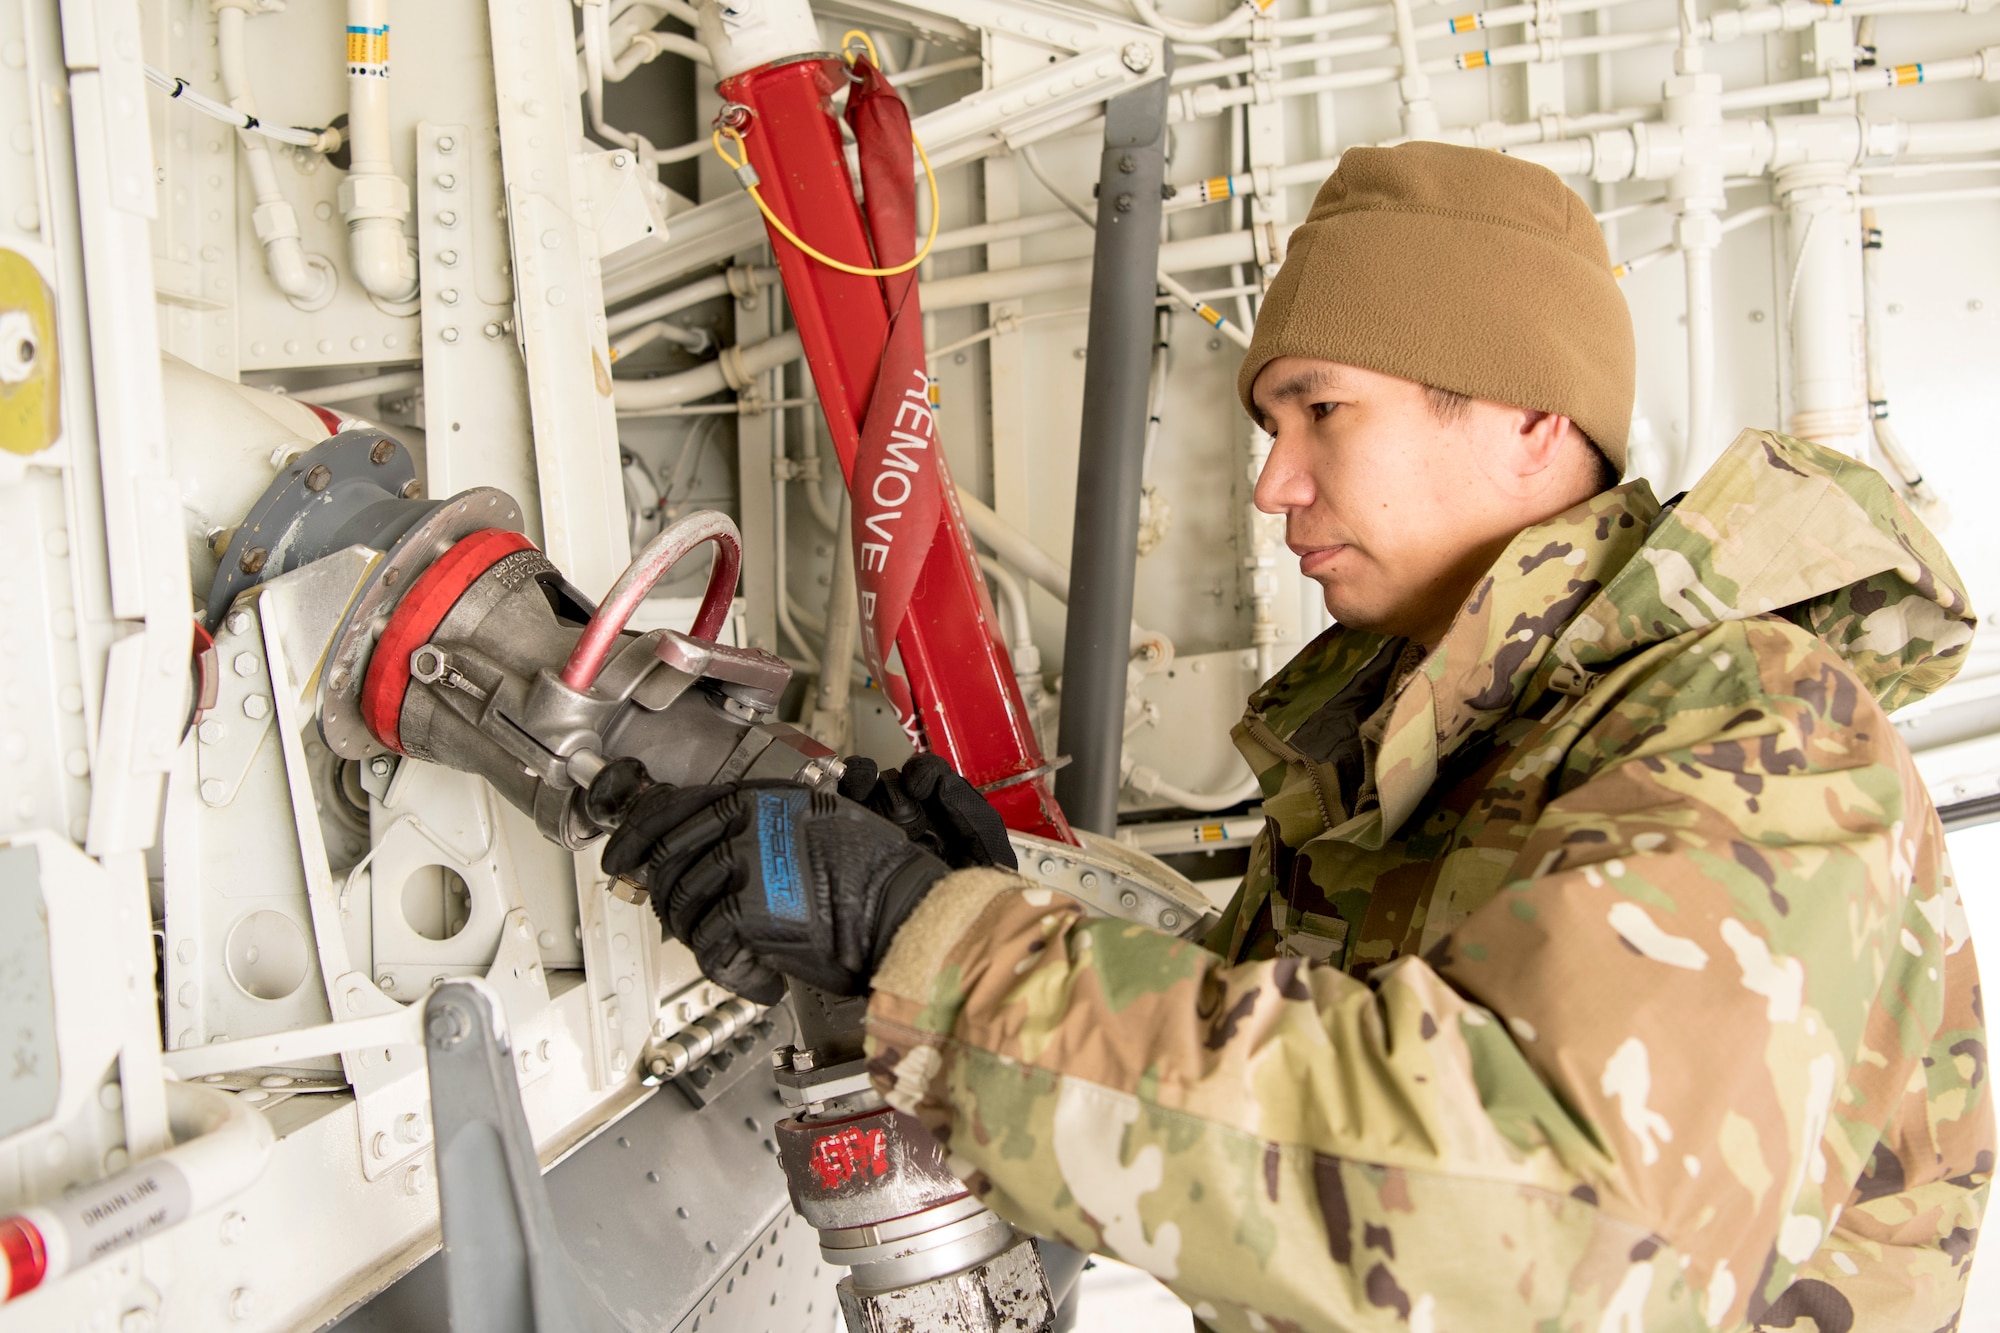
[718,56,1073,844]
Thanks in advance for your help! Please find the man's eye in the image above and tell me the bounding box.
[1309,401,1338,421]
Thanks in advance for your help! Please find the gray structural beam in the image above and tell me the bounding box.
[1054,69,1172,835]
[423,980,624,1333]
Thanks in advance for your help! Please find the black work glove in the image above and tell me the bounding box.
[600,781,949,1004]
[838,753,1017,871]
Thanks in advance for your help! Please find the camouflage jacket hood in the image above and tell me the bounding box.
[865,429,1991,1333]
[1234,428,1976,860]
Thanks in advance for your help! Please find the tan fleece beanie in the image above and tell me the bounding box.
[1238,142,1636,470]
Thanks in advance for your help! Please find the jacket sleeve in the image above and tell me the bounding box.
[863,628,1990,1333]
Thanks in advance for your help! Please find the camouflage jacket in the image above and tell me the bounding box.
[865,430,1992,1332]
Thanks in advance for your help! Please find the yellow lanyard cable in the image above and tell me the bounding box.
[712,33,940,280]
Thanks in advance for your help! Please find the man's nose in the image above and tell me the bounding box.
[1253,430,1313,515]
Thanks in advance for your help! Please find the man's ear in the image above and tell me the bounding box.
[1513,408,1574,473]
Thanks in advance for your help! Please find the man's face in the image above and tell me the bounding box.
[1250,358,1586,648]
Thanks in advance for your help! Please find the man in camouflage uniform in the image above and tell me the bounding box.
[614,143,1991,1329]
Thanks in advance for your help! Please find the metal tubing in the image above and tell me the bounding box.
[1054,72,1171,836]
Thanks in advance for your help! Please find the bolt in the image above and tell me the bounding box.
[436,172,457,189]
[438,210,458,227]
[437,135,456,152]
[226,610,252,635]
[206,526,235,556]
[233,652,258,677]
[649,1055,672,1080]
[198,720,223,744]
[394,1112,423,1143]
[1121,41,1154,72]
[1038,857,1058,876]
[612,151,630,168]
[441,327,460,343]
[1114,193,1133,213]
[403,1162,429,1195]
[440,287,459,304]
[304,464,332,492]
[238,546,268,575]
[439,248,459,266]
[200,778,226,802]
[121,1308,155,1333]
[483,321,504,339]
[770,1045,795,1070]
[1119,889,1139,910]
[1160,909,1181,930]
[791,1048,816,1072]
[427,1003,468,1048]
[377,973,397,991]
[219,1211,247,1245]
[229,1288,254,1321]
[401,479,424,499]
[689,1066,714,1088]
[371,1131,390,1159]
[370,755,393,777]
[1118,153,1135,174]
[1079,871,1099,890]
[370,438,396,464]
[243,695,269,719]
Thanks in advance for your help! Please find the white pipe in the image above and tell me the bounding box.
[1174,34,1394,85]
[610,319,712,361]
[796,401,843,533]
[978,554,1034,657]
[614,224,1280,412]
[1858,208,1939,508]
[772,458,817,670]
[1899,115,2000,158]
[1123,755,1262,811]
[1682,238,1716,478]
[1307,0,1340,154]
[1719,52,1992,112]
[956,488,1071,606]
[605,29,712,81]
[292,368,424,404]
[611,329,804,410]
[1863,184,2000,207]
[216,5,336,309]
[340,0,419,308]
[581,0,662,168]
[0,1082,274,1303]
[1126,0,1256,44]
[810,499,858,748]
[1391,0,1440,136]
[145,64,330,147]
[1780,166,1869,453]
[1244,426,1287,680]
[607,269,775,337]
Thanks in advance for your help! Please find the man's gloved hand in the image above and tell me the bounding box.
[837,753,1018,871]
[600,781,949,1004]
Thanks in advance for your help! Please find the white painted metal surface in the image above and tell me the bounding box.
[5,0,2000,1326]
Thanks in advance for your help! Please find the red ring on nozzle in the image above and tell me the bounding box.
[360,527,535,755]
[1,1215,47,1300]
